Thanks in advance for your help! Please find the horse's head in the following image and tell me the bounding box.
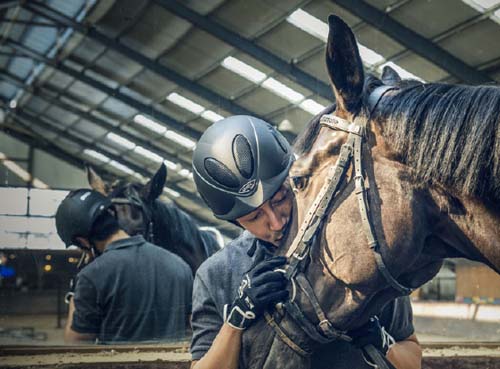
[283,15,444,331]
[87,163,167,240]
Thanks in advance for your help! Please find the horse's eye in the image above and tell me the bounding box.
[291,176,309,192]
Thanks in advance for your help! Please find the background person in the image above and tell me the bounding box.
[189,115,422,369]
[56,189,193,344]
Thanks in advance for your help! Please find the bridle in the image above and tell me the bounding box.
[108,184,155,244]
[265,86,414,364]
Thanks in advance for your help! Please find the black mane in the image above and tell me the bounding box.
[378,82,500,204]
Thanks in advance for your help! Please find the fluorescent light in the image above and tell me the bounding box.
[221,56,267,83]
[299,99,326,115]
[378,62,425,82]
[132,172,146,182]
[286,9,328,42]
[32,179,49,189]
[9,100,17,109]
[262,78,304,103]
[164,130,196,150]
[164,187,180,198]
[164,159,179,171]
[201,110,224,122]
[134,146,163,163]
[84,149,111,163]
[167,92,204,114]
[106,132,136,150]
[2,160,30,182]
[133,114,167,134]
[358,43,385,66]
[108,160,134,175]
[178,168,191,178]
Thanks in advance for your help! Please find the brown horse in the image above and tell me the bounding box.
[87,163,220,274]
[241,15,499,369]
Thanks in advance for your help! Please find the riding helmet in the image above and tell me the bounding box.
[192,115,293,220]
[55,189,113,247]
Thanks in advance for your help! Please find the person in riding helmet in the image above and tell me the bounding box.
[190,116,422,369]
[56,189,193,344]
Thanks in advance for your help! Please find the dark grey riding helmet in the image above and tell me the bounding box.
[192,115,293,220]
[55,189,113,247]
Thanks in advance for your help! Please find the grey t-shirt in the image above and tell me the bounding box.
[190,231,414,365]
[73,235,193,343]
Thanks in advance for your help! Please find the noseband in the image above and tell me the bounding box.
[266,86,413,358]
[108,184,155,243]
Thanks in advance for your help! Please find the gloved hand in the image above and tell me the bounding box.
[224,256,288,330]
[348,316,395,355]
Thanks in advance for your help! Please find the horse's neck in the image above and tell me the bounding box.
[427,187,500,273]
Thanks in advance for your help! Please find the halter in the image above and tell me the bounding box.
[108,184,155,244]
[265,86,413,361]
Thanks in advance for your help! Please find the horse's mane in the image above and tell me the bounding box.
[151,198,206,252]
[293,77,500,204]
[378,81,500,204]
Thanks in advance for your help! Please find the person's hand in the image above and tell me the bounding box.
[348,316,395,355]
[224,256,288,330]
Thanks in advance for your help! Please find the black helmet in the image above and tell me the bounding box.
[192,115,293,220]
[55,189,113,247]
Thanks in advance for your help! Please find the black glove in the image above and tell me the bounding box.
[348,316,395,355]
[224,256,288,330]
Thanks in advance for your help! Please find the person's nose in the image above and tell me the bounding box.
[265,204,286,232]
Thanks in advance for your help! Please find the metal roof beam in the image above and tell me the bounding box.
[155,0,334,101]
[334,0,493,85]
[23,1,260,118]
[0,70,193,169]
[6,38,202,141]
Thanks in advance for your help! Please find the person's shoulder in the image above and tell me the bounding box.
[142,242,192,274]
[196,231,254,279]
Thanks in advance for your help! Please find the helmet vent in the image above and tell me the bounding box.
[204,158,240,189]
[272,130,288,153]
[232,134,254,179]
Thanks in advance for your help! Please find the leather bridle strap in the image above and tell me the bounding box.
[352,117,413,296]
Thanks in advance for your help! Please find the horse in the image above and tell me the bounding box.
[87,163,221,274]
[240,14,499,369]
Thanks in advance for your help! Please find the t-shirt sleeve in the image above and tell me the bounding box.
[379,296,415,342]
[190,270,224,361]
[72,274,102,334]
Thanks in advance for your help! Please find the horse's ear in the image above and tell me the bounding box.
[325,15,364,118]
[86,165,107,195]
[142,163,167,202]
[381,65,402,85]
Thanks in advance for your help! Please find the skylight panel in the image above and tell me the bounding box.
[378,62,425,82]
[108,160,135,175]
[134,146,163,163]
[164,130,196,150]
[133,114,167,134]
[262,78,305,103]
[286,9,328,42]
[201,110,224,123]
[167,92,204,115]
[222,56,267,83]
[106,132,136,150]
[84,149,110,163]
[299,99,326,115]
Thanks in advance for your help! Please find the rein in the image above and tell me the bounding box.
[266,86,413,361]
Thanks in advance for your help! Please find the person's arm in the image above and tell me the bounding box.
[386,333,421,369]
[64,298,97,343]
[191,323,242,369]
